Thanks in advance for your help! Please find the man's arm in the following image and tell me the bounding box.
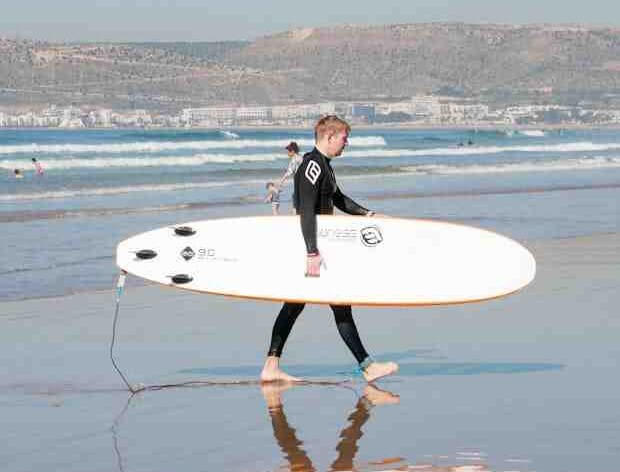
[297,158,321,254]
[333,187,372,216]
[278,159,296,187]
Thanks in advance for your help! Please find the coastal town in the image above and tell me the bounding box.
[2,95,620,128]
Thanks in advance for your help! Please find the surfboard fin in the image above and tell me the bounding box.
[170,274,193,284]
[174,226,196,236]
[135,249,157,260]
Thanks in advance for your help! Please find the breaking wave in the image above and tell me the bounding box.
[0,179,266,201]
[403,156,620,175]
[0,136,387,155]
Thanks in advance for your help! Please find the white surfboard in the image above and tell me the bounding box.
[116,215,535,306]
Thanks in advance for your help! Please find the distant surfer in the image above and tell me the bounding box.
[31,158,44,175]
[264,182,281,215]
[278,141,302,213]
[260,116,398,383]
[13,168,24,179]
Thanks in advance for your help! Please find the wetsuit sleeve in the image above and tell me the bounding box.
[297,158,321,254]
[333,187,370,215]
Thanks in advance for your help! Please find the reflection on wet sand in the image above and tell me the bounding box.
[261,383,402,472]
[108,383,498,472]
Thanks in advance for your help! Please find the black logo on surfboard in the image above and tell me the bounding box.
[360,226,383,246]
[180,246,196,261]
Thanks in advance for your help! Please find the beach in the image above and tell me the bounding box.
[2,230,619,472]
[1,127,619,471]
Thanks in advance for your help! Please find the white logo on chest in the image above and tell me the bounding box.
[305,160,321,185]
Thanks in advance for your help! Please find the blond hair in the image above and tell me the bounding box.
[314,115,351,141]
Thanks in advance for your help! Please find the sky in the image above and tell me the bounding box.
[2,0,620,42]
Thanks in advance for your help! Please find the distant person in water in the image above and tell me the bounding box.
[31,158,44,175]
[278,141,302,213]
[264,181,281,215]
[13,169,24,179]
[260,115,398,384]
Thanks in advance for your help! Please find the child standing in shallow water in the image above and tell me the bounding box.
[264,182,280,215]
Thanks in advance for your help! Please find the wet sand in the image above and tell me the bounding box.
[1,232,619,471]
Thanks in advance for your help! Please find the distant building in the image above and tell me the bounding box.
[271,103,335,122]
[182,107,236,126]
[349,104,375,122]
[41,106,63,127]
[236,106,271,122]
[410,95,441,121]
[376,101,414,115]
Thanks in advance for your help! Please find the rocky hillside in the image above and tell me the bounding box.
[2,23,620,110]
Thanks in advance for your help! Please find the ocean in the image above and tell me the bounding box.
[1,127,620,472]
[1,127,619,301]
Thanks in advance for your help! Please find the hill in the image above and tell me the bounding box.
[2,23,620,110]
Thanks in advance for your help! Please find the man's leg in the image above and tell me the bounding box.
[330,305,399,382]
[261,302,305,382]
[330,305,369,363]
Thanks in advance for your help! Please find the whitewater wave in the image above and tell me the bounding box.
[348,142,620,157]
[218,130,240,139]
[0,179,268,202]
[518,129,546,137]
[0,153,283,170]
[4,141,620,170]
[0,136,386,155]
[402,156,620,175]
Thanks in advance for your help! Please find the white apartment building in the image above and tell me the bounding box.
[411,95,442,120]
[441,103,490,123]
[17,112,35,127]
[271,102,336,122]
[375,101,414,115]
[463,104,490,121]
[182,107,236,125]
[236,106,270,122]
[41,106,64,126]
[502,104,568,123]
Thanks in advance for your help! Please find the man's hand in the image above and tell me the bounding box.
[305,253,322,277]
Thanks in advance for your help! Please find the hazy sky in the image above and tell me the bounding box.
[2,0,620,42]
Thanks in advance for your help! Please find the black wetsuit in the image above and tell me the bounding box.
[267,147,371,363]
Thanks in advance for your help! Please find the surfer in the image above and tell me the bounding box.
[264,181,281,215]
[261,115,399,383]
[278,141,302,213]
[13,168,24,179]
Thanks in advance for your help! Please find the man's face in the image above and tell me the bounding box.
[328,131,349,157]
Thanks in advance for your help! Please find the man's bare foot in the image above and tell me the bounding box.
[362,361,398,383]
[260,382,294,410]
[260,356,302,383]
[363,384,400,406]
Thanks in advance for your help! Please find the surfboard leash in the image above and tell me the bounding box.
[110,270,145,394]
[111,270,361,395]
